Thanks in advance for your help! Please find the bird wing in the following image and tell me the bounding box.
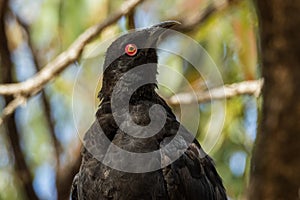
[70,101,119,200]
[70,121,107,200]
[160,123,227,200]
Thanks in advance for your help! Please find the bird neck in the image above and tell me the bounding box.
[98,66,158,103]
[99,83,157,103]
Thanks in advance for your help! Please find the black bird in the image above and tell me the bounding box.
[71,21,227,200]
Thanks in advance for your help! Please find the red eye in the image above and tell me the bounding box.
[125,44,138,56]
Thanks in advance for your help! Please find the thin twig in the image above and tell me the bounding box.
[168,79,263,106]
[0,95,26,125]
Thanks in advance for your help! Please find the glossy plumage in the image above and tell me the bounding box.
[71,21,227,200]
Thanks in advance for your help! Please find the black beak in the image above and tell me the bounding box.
[147,21,181,47]
[151,20,181,29]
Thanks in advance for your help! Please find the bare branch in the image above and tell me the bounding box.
[56,144,82,200]
[14,11,63,169]
[0,0,145,97]
[0,1,39,199]
[0,0,145,127]
[15,11,81,200]
[126,0,136,29]
[175,0,238,32]
[0,96,26,126]
[168,79,263,106]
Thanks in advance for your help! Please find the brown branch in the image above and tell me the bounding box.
[0,0,145,126]
[15,13,81,200]
[56,144,82,200]
[127,11,135,29]
[15,12,62,171]
[126,0,136,29]
[0,95,27,125]
[174,0,237,32]
[0,1,39,199]
[167,79,263,106]
[0,0,145,97]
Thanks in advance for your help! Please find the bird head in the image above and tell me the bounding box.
[99,21,180,100]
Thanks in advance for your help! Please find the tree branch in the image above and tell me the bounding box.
[0,0,145,126]
[0,0,145,97]
[0,1,39,199]
[15,13,83,200]
[56,145,82,200]
[15,11,62,168]
[0,95,27,125]
[126,0,136,29]
[14,13,66,199]
[175,0,238,32]
[167,79,263,106]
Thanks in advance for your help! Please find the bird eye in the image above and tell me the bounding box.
[125,44,138,56]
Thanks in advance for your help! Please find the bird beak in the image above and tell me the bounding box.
[151,20,181,29]
[147,21,181,47]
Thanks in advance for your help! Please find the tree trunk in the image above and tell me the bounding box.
[249,1,300,199]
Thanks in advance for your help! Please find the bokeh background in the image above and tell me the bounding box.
[0,0,260,199]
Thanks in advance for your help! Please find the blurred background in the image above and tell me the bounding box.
[0,0,261,199]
